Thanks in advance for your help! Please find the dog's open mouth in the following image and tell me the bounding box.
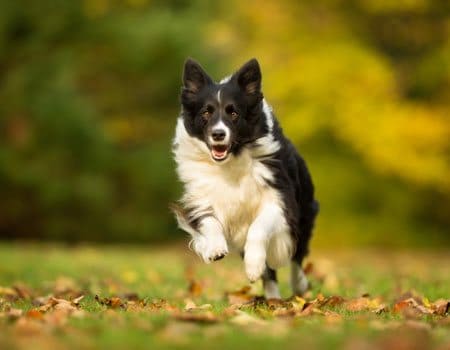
[211,145,230,161]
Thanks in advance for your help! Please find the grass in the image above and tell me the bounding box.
[0,242,449,350]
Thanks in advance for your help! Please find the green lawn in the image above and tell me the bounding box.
[0,243,449,350]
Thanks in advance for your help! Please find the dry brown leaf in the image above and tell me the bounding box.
[372,304,389,314]
[299,303,322,316]
[343,297,382,312]
[184,299,212,311]
[110,297,123,309]
[72,295,85,305]
[4,307,23,320]
[290,296,307,310]
[321,295,346,307]
[324,310,342,324]
[95,295,126,309]
[172,310,219,323]
[147,299,178,312]
[393,299,415,313]
[188,280,203,297]
[266,298,287,310]
[230,310,267,326]
[184,299,197,310]
[13,283,32,299]
[431,299,449,316]
[26,309,44,320]
[0,286,18,301]
[226,286,256,305]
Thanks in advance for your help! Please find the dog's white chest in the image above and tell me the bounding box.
[177,151,277,251]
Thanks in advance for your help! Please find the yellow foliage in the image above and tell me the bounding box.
[207,0,450,193]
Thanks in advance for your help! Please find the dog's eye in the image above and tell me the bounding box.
[225,105,239,120]
[202,105,214,120]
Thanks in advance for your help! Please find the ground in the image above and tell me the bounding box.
[0,243,449,350]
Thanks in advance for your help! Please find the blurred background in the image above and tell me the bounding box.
[0,0,448,248]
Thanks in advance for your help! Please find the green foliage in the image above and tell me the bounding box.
[0,0,448,245]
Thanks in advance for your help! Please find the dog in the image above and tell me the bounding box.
[172,58,319,299]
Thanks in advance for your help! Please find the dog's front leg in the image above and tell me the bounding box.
[191,217,228,264]
[244,203,283,282]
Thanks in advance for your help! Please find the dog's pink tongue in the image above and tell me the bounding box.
[212,145,228,159]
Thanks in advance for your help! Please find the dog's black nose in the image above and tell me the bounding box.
[211,129,226,141]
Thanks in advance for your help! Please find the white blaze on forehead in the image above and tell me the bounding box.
[219,75,232,84]
[217,89,222,105]
[210,119,230,145]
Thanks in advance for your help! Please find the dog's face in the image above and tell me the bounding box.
[180,58,267,162]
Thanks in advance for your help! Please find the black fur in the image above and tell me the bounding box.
[179,58,318,270]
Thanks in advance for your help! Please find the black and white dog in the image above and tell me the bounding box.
[172,58,319,299]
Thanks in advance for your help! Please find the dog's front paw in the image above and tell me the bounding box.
[192,234,228,263]
[244,247,266,283]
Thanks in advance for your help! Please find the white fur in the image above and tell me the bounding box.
[262,99,274,131]
[291,262,309,295]
[263,280,281,299]
[193,217,228,263]
[245,202,292,281]
[173,117,293,281]
[217,89,222,104]
[209,120,230,145]
[219,75,232,84]
[249,100,280,158]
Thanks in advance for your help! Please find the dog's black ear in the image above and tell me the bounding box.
[235,58,262,95]
[182,58,213,93]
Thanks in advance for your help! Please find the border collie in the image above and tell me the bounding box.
[172,58,319,299]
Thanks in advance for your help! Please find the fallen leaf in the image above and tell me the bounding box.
[184,299,197,310]
[393,299,415,313]
[4,307,23,320]
[95,295,126,309]
[324,310,342,324]
[110,297,123,309]
[291,296,307,309]
[321,295,346,307]
[147,299,178,312]
[172,310,219,323]
[0,286,18,301]
[431,299,449,316]
[188,280,203,297]
[230,310,267,326]
[72,295,85,305]
[226,286,256,305]
[266,298,287,310]
[26,309,44,320]
[343,297,382,312]
[13,283,32,299]
[372,304,388,314]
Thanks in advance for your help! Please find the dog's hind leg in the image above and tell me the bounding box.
[291,199,319,296]
[262,267,281,299]
[290,261,308,296]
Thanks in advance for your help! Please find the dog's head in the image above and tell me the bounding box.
[180,58,267,162]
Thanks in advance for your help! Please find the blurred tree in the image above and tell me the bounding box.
[0,0,448,245]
